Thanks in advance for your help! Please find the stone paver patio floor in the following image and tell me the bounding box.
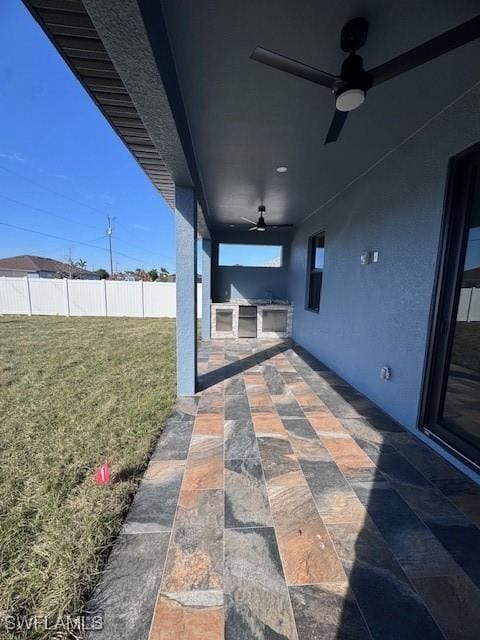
[88,339,480,640]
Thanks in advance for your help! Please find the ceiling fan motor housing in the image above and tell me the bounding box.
[335,53,372,111]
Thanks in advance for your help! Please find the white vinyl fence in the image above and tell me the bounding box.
[457,288,480,322]
[0,277,202,318]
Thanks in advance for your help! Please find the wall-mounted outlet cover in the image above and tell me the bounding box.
[373,251,379,263]
[361,251,371,265]
[380,366,391,381]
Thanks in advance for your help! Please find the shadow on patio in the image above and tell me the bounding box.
[88,338,480,640]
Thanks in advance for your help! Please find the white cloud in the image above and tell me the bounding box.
[0,151,25,163]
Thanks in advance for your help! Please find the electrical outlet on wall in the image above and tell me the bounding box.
[380,366,391,381]
[360,251,371,265]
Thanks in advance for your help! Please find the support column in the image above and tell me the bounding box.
[201,238,212,339]
[175,186,197,396]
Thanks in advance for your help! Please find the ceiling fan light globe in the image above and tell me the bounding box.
[256,226,266,231]
[335,88,365,112]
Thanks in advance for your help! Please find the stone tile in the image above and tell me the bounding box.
[294,391,323,407]
[328,520,445,640]
[151,419,194,461]
[281,417,331,461]
[224,527,297,640]
[412,574,480,640]
[86,533,170,640]
[275,400,305,417]
[161,525,223,592]
[257,436,306,488]
[174,395,199,417]
[224,419,259,459]
[289,583,371,640]
[252,412,287,436]
[247,391,274,408]
[224,395,251,421]
[243,372,265,387]
[300,460,365,524]
[193,413,224,436]
[182,436,224,491]
[263,364,288,395]
[149,591,223,640]
[374,452,461,519]
[352,481,462,579]
[434,478,480,526]
[123,465,184,534]
[175,489,224,530]
[268,484,346,585]
[395,442,463,481]
[306,411,349,435]
[144,459,186,482]
[224,376,246,395]
[225,458,272,528]
[197,392,224,415]
[424,515,480,589]
[320,435,376,473]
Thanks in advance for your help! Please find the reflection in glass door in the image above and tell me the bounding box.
[425,146,480,469]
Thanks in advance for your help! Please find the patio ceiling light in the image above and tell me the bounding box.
[276,166,288,173]
[335,88,365,112]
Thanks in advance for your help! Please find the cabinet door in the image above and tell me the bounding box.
[263,309,288,332]
[238,307,257,337]
[216,309,233,332]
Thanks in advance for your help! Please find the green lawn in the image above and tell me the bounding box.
[0,316,176,639]
[451,321,480,373]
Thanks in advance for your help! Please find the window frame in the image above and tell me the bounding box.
[305,231,325,313]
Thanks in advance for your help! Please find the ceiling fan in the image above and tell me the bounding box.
[251,15,480,144]
[241,205,294,232]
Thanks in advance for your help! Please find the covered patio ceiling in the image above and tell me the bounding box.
[159,0,480,230]
[25,1,480,234]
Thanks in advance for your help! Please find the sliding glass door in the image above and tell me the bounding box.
[424,145,480,469]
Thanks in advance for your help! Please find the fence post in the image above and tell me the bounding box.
[24,276,32,316]
[140,280,145,317]
[103,279,108,317]
[64,278,70,317]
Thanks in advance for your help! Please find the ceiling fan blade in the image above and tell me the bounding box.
[271,224,294,228]
[324,109,348,144]
[249,226,257,231]
[368,15,480,87]
[251,46,340,90]
[241,216,257,224]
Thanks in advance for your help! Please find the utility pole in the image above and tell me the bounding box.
[107,216,114,276]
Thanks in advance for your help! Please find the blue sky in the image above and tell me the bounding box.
[0,1,175,274]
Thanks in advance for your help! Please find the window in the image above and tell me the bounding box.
[218,243,282,267]
[306,232,325,312]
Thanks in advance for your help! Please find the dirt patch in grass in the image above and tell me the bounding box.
[0,316,176,639]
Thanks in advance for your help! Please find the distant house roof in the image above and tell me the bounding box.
[0,255,99,278]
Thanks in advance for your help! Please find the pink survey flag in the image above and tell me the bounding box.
[95,462,110,485]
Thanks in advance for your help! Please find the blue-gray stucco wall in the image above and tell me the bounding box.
[288,85,480,431]
[212,229,292,301]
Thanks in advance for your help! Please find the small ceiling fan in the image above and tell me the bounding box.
[241,205,294,232]
[251,15,480,143]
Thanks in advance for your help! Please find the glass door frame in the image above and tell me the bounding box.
[421,141,480,471]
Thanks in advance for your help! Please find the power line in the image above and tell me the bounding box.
[0,165,175,262]
[0,220,150,267]
[0,220,108,252]
[0,163,104,217]
[0,192,101,231]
